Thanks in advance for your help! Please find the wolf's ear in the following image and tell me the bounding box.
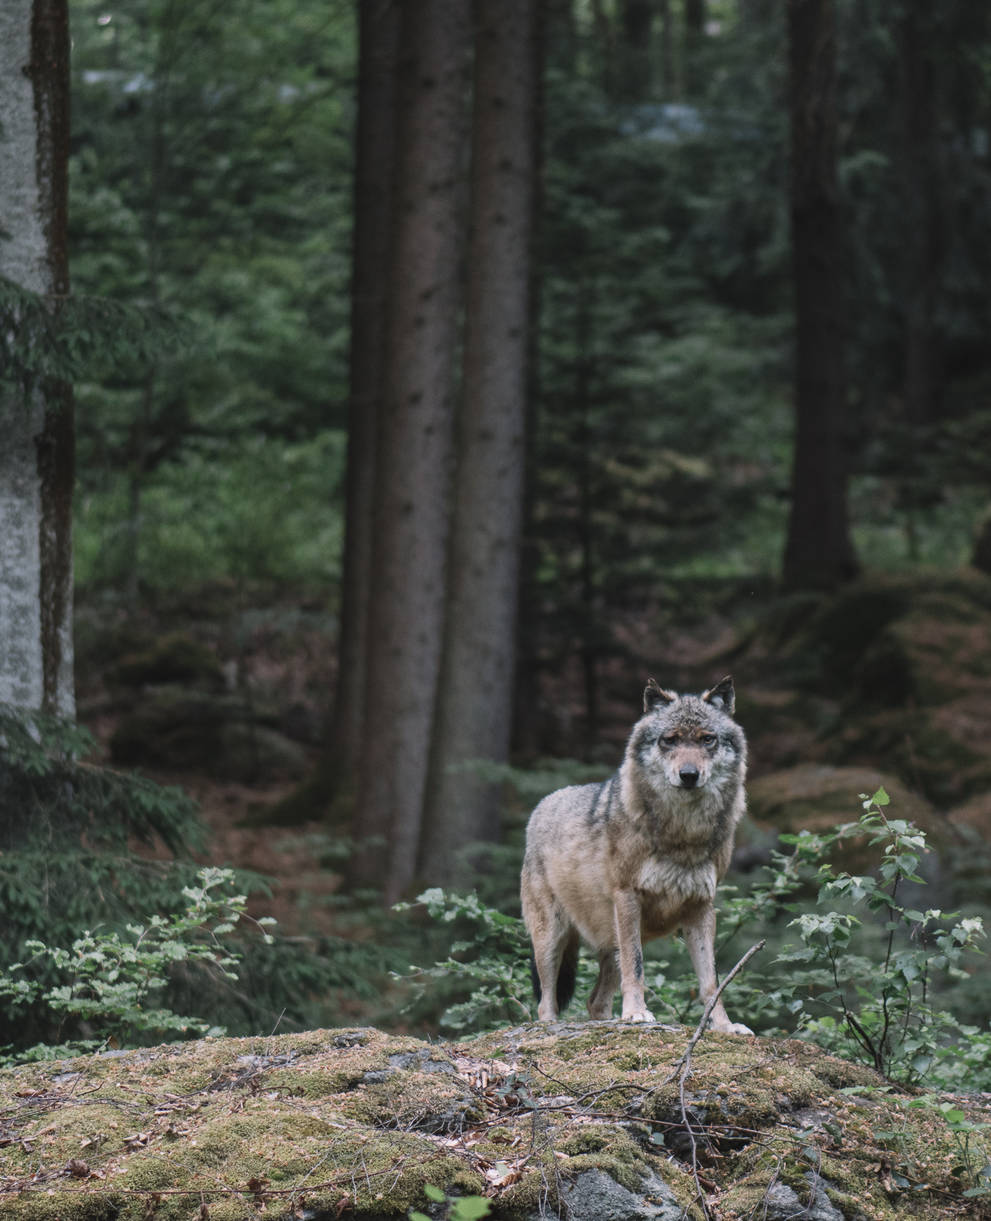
[644,678,677,713]
[702,675,735,715]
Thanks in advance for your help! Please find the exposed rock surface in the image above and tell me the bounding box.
[1,1024,988,1220]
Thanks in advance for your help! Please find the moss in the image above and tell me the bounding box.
[555,1122,646,1187]
[108,631,225,689]
[3,1025,990,1219]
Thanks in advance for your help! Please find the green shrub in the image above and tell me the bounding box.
[777,788,987,1086]
[0,866,274,1063]
[0,705,402,1054]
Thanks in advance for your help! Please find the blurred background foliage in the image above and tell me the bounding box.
[66,0,991,610]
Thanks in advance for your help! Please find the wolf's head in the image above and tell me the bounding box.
[630,676,746,797]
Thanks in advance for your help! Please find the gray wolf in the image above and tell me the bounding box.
[520,676,750,1034]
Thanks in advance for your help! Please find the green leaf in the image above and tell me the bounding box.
[451,1198,492,1220]
[423,1184,447,1203]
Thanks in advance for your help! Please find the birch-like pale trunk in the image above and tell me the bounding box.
[0,0,75,717]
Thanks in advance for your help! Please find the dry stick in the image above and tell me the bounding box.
[674,939,766,1221]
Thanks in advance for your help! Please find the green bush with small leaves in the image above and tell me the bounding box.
[0,867,274,1063]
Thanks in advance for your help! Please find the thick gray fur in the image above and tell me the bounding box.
[520,676,750,1033]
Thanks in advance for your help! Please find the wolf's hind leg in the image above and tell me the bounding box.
[529,917,579,1021]
[587,948,619,1020]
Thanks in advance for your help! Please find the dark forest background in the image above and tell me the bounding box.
[3,0,991,1069]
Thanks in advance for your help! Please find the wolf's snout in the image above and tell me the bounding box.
[678,764,700,788]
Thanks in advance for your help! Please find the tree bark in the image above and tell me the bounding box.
[0,0,74,717]
[419,0,539,885]
[781,0,857,591]
[352,0,470,901]
[684,0,706,97]
[619,0,654,101]
[329,0,400,800]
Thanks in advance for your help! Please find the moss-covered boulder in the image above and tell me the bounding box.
[110,688,307,782]
[744,571,991,807]
[108,632,227,691]
[747,764,931,835]
[0,1025,987,1219]
[744,764,953,876]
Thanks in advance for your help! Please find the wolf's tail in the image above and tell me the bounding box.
[530,939,578,1015]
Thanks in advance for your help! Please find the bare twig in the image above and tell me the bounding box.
[672,940,766,1221]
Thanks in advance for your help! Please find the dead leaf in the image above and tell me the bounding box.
[247,1175,270,1201]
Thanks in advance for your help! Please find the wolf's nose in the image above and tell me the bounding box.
[679,765,700,788]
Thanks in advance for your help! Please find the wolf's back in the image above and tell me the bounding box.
[526,779,617,842]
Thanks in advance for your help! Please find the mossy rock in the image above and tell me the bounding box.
[752,579,911,693]
[1,1025,988,1219]
[748,764,933,831]
[754,570,991,702]
[110,688,306,781]
[108,631,226,691]
[746,571,991,806]
[829,693,991,807]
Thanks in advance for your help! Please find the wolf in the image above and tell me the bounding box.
[520,676,750,1034]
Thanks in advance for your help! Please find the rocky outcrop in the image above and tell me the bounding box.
[741,571,991,838]
[0,1024,987,1220]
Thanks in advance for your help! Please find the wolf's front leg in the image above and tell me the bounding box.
[683,905,752,1035]
[613,889,655,1022]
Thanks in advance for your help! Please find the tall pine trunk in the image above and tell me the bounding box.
[781,0,857,591]
[352,0,470,902]
[330,0,399,799]
[895,5,942,558]
[419,0,539,884]
[0,0,74,717]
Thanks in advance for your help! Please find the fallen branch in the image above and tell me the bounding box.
[674,939,766,1221]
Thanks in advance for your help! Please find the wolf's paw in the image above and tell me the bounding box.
[710,1019,753,1035]
[622,1007,656,1023]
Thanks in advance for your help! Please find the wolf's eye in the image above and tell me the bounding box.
[700,733,717,747]
[660,733,679,747]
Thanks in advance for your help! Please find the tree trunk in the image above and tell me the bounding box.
[619,0,654,101]
[352,0,470,902]
[513,0,549,762]
[897,5,942,433]
[658,0,674,99]
[575,294,600,746]
[0,0,74,717]
[419,0,539,885]
[894,3,943,558]
[781,0,857,591]
[684,0,706,97]
[329,0,400,803]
